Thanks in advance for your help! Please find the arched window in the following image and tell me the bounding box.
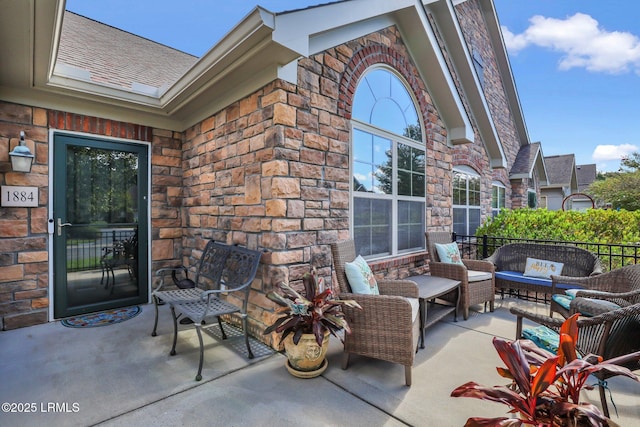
[351,68,425,258]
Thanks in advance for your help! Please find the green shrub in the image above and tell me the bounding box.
[477,209,640,244]
[476,209,640,270]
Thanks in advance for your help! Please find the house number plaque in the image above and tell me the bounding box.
[1,186,39,207]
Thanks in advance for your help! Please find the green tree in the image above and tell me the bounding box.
[589,172,640,211]
[375,124,425,195]
[588,151,640,211]
[621,152,640,171]
[67,147,138,224]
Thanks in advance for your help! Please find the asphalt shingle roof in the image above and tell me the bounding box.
[576,163,596,192]
[544,154,575,186]
[58,11,197,93]
[510,142,540,177]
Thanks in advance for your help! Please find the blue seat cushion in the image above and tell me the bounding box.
[523,325,559,354]
[495,271,576,291]
[495,271,551,287]
[551,294,572,311]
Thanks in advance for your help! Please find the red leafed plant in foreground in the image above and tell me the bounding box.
[451,314,640,427]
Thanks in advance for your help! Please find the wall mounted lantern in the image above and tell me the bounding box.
[9,131,35,173]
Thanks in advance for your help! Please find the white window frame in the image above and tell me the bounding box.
[453,166,481,236]
[491,182,506,217]
[350,68,426,259]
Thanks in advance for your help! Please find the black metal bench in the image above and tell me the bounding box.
[151,240,262,380]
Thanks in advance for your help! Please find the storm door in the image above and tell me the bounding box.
[52,133,149,318]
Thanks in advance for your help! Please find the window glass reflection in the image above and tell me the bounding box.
[353,69,421,141]
[352,68,425,257]
[353,130,391,194]
[354,197,391,256]
[398,201,425,251]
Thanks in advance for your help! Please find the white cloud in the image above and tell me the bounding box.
[502,13,640,74]
[592,143,638,161]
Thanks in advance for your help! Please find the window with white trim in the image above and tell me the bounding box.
[453,168,481,236]
[351,68,425,258]
[491,183,506,217]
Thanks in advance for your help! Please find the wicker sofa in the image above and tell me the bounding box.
[485,243,603,296]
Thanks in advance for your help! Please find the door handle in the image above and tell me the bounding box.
[57,218,72,236]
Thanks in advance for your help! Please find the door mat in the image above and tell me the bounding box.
[204,323,275,358]
[61,306,141,328]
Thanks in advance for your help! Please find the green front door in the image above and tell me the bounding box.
[52,133,149,318]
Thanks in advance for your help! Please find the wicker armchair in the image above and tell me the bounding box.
[511,303,640,417]
[330,239,420,386]
[550,264,640,318]
[425,231,495,320]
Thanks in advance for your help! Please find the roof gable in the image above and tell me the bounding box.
[510,142,548,184]
[543,154,578,190]
[0,0,525,154]
[576,163,596,191]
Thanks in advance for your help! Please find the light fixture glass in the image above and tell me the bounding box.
[9,131,35,173]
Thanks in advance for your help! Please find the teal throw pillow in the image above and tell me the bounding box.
[523,325,559,354]
[434,242,464,265]
[344,255,379,295]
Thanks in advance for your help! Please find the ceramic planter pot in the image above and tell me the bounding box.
[283,331,329,378]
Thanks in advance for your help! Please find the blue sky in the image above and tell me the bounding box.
[65,0,640,172]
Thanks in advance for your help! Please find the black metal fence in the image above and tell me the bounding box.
[453,233,640,271]
[67,225,137,272]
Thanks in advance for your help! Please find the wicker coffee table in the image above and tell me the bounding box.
[409,275,461,349]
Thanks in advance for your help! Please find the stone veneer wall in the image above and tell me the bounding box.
[0,103,50,330]
[454,0,526,211]
[180,25,459,346]
[1,6,529,336]
[0,101,183,330]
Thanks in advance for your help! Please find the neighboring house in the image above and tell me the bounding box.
[573,163,597,211]
[505,141,548,213]
[0,0,545,337]
[540,154,579,210]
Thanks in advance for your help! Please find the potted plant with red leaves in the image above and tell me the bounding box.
[451,314,640,426]
[264,268,361,378]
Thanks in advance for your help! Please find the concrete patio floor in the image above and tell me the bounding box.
[1,297,638,427]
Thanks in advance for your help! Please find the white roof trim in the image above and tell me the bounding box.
[427,0,506,168]
[1,0,490,139]
[479,0,530,147]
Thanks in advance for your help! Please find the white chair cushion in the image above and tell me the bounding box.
[407,297,420,322]
[467,270,493,282]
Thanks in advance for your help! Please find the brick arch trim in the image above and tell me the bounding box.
[338,44,431,128]
[452,161,481,176]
